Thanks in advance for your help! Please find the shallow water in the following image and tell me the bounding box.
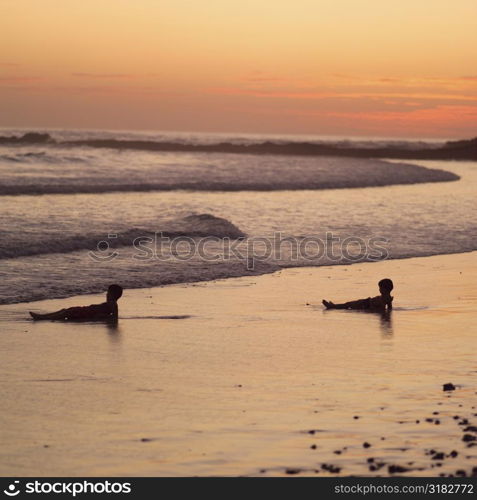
[0,253,476,476]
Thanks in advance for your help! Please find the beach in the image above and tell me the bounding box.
[1,251,476,477]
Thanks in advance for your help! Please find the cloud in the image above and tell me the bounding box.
[71,73,134,79]
[243,76,287,83]
[208,86,477,103]
[0,76,41,82]
[324,105,477,124]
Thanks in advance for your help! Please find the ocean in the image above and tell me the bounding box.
[0,128,476,304]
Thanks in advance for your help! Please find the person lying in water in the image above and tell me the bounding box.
[29,284,123,322]
[322,278,393,311]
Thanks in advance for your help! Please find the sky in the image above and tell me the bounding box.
[1,0,476,138]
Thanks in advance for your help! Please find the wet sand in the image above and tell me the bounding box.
[0,252,476,477]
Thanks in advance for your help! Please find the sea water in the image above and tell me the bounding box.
[0,129,476,304]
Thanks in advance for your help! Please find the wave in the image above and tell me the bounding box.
[0,132,53,144]
[0,167,460,196]
[0,151,89,164]
[0,214,246,259]
[1,132,476,160]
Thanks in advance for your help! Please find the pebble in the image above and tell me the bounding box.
[443,383,456,391]
[285,468,301,475]
[363,442,371,448]
[321,463,341,473]
[388,465,410,474]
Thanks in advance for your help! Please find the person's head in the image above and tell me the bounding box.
[378,278,393,295]
[106,284,123,302]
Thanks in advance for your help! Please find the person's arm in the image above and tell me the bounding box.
[110,302,118,322]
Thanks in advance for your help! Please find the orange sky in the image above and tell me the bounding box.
[1,0,476,138]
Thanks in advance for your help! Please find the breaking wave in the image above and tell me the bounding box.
[0,214,246,259]
[1,131,476,160]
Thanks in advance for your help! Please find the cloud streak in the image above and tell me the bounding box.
[209,87,477,103]
[71,73,135,79]
[0,76,42,82]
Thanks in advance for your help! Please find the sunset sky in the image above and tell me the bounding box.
[1,0,476,138]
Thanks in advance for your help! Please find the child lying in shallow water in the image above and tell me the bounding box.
[29,284,123,322]
[322,278,393,311]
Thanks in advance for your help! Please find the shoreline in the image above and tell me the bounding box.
[1,251,476,476]
[1,249,476,307]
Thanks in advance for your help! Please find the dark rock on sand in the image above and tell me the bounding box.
[432,453,445,460]
[463,426,477,432]
[363,442,371,448]
[285,468,301,475]
[388,465,410,474]
[462,434,476,442]
[443,383,456,391]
